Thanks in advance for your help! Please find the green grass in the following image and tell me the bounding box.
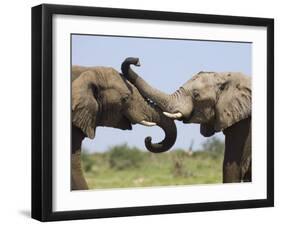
[81,139,224,189]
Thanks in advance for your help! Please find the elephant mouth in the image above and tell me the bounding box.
[123,115,156,128]
[182,110,194,123]
[118,116,133,130]
[123,97,159,128]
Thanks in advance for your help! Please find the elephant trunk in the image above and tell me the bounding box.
[121,57,172,111]
[121,57,193,122]
[145,106,177,153]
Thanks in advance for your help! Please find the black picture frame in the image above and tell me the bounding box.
[32,3,274,222]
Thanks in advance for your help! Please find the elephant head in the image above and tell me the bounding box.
[72,65,177,153]
[121,57,251,135]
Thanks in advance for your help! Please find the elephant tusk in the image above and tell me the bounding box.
[139,120,156,127]
[163,112,183,119]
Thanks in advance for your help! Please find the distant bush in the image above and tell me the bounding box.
[108,143,144,170]
[200,137,224,159]
[172,149,186,154]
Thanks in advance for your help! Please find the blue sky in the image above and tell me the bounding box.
[72,34,251,152]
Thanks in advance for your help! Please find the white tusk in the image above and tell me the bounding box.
[163,112,183,119]
[139,120,156,127]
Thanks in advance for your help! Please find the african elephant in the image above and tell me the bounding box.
[71,65,177,190]
[121,57,251,183]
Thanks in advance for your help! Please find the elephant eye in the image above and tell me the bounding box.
[192,89,200,99]
[121,94,130,103]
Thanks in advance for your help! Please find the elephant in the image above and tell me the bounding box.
[121,57,251,183]
[71,65,177,190]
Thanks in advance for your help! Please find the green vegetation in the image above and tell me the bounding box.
[108,144,144,170]
[82,137,224,189]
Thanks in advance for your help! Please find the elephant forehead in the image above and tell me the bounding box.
[96,69,128,90]
[185,72,213,85]
[188,76,212,90]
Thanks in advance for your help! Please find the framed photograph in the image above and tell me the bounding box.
[32,4,274,221]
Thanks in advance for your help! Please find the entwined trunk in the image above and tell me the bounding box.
[121,57,191,116]
[145,104,177,153]
[121,59,173,111]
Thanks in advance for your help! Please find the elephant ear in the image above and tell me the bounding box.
[215,73,251,131]
[200,123,215,137]
[72,70,98,139]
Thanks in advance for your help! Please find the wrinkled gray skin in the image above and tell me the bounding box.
[121,57,251,183]
[71,65,177,190]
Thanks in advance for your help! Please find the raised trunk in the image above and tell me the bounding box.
[121,58,173,111]
[121,57,193,119]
